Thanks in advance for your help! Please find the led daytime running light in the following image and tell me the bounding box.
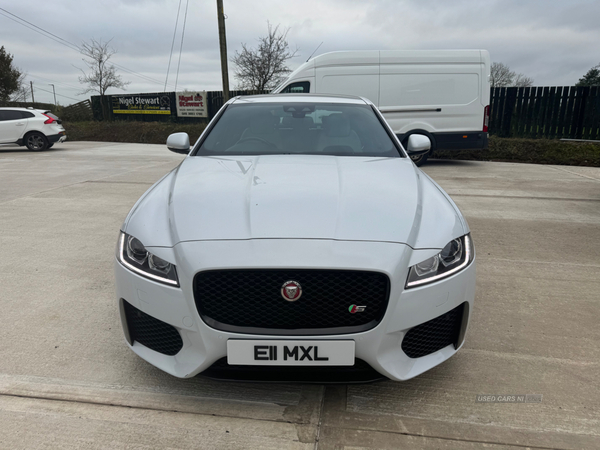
[117,233,179,287]
[406,235,472,288]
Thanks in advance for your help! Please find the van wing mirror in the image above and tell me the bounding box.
[406,134,431,155]
[166,133,190,154]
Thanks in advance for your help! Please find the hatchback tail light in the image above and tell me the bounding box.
[483,105,490,132]
[43,113,56,124]
[42,112,62,124]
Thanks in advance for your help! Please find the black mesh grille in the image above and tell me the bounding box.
[401,303,465,358]
[194,269,390,335]
[123,300,183,356]
[201,358,385,383]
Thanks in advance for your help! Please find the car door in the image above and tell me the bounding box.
[0,110,28,143]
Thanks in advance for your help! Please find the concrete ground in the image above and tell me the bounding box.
[0,141,598,450]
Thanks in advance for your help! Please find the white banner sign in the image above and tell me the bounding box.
[176,91,208,118]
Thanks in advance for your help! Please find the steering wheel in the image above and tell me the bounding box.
[236,137,278,149]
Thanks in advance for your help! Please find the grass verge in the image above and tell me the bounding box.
[433,136,600,166]
[64,121,207,146]
[64,122,600,167]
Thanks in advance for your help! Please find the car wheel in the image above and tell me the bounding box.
[25,132,49,151]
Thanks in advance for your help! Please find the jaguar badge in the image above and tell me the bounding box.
[281,280,302,302]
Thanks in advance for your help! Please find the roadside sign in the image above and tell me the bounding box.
[176,91,208,118]
[111,94,172,115]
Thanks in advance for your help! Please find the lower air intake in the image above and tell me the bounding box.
[123,300,183,356]
[200,358,386,383]
[401,303,465,358]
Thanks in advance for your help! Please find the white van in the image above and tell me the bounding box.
[272,50,491,165]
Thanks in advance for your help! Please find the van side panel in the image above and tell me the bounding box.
[380,73,479,108]
[380,64,482,134]
[379,51,488,151]
[316,65,379,105]
[274,50,491,152]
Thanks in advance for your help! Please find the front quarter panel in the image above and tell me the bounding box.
[409,169,468,250]
[122,167,180,247]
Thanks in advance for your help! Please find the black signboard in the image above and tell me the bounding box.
[111,93,172,115]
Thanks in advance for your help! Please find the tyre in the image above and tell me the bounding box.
[25,132,49,151]
[47,143,54,148]
[409,151,430,166]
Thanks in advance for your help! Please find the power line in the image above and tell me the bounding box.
[32,85,82,102]
[0,11,80,52]
[0,7,81,51]
[165,0,183,92]
[0,7,178,90]
[27,74,82,92]
[112,62,174,88]
[175,0,190,92]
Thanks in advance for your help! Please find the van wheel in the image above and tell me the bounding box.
[409,151,430,166]
[25,132,49,151]
[402,135,431,167]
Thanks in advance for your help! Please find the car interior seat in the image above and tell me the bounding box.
[316,115,361,153]
[239,114,282,149]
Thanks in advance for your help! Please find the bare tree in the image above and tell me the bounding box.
[514,73,534,87]
[490,62,534,88]
[10,83,28,102]
[78,39,129,119]
[490,62,514,88]
[232,23,298,91]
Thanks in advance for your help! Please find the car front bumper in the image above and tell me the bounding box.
[114,238,475,382]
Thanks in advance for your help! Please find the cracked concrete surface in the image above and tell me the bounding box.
[0,142,598,449]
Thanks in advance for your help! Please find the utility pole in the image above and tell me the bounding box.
[216,0,230,102]
[30,81,35,103]
[49,84,57,105]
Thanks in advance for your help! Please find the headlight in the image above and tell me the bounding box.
[116,232,179,287]
[406,234,474,288]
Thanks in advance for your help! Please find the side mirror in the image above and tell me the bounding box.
[166,132,190,154]
[406,134,431,155]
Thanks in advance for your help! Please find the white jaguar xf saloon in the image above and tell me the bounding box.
[114,94,476,382]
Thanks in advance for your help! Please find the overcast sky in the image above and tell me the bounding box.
[2,0,599,105]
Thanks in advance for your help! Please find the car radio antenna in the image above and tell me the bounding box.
[307,42,323,62]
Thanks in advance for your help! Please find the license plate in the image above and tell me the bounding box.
[227,340,355,366]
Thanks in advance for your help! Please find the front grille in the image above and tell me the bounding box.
[123,300,183,356]
[401,303,465,358]
[194,269,390,335]
[201,358,386,383]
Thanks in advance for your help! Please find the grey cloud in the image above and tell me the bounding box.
[1,0,598,104]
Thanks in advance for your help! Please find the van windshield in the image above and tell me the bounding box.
[195,102,402,157]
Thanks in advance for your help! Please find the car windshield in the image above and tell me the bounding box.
[195,102,402,157]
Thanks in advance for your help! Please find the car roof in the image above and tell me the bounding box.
[231,94,372,106]
[0,107,45,112]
